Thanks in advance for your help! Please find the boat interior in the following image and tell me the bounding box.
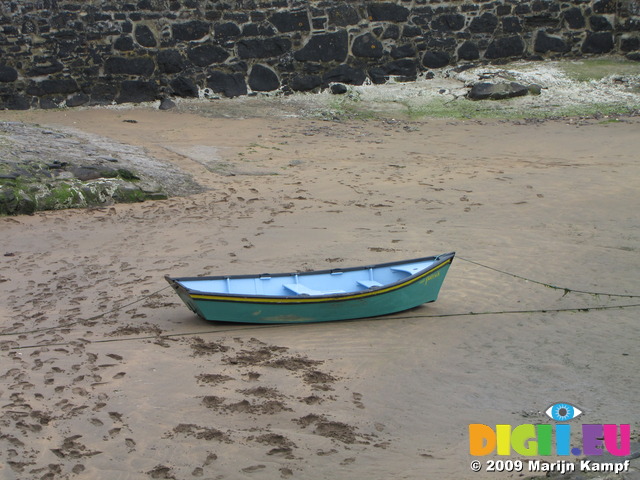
[177,258,440,297]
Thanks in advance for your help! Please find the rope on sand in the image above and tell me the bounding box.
[457,256,640,298]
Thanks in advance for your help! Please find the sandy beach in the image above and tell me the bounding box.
[1,95,639,479]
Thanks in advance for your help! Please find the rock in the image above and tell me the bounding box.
[104,57,156,76]
[294,31,348,62]
[535,31,570,54]
[248,64,280,92]
[159,97,176,110]
[135,24,157,47]
[27,78,79,96]
[69,165,119,181]
[172,20,210,41]
[391,44,416,59]
[0,189,36,215]
[563,8,586,29]
[422,51,450,69]
[207,71,247,98]
[116,80,159,104]
[237,37,291,59]
[330,83,348,95]
[157,50,185,74]
[582,32,614,54]
[468,82,530,100]
[627,52,640,62]
[327,5,360,26]
[170,77,199,97]
[352,33,384,59]
[458,42,480,61]
[214,22,241,40]
[269,11,310,32]
[1,94,31,110]
[0,65,18,83]
[323,64,366,85]
[367,3,410,22]
[485,36,525,59]
[431,14,466,32]
[114,36,134,51]
[187,44,229,67]
[289,74,323,92]
[469,12,499,34]
[383,59,418,80]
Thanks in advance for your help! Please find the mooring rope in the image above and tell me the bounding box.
[457,256,640,298]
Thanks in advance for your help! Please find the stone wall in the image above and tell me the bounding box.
[1,0,639,109]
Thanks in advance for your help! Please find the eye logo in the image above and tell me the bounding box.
[545,403,583,422]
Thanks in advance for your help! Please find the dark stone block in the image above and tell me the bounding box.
[431,14,465,32]
[323,64,366,85]
[534,31,569,53]
[238,37,292,59]
[289,74,323,91]
[458,41,480,61]
[27,78,79,96]
[117,80,160,103]
[581,32,614,54]
[66,93,90,107]
[368,3,410,22]
[114,36,135,51]
[188,44,229,67]
[627,52,640,62]
[368,67,387,84]
[402,25,422,37]
[242,23,276,37]
[327,5,360,27]
[1,94,31,110]
[485,36,525,59]
[135,24,157,47]
[27,61,64,76]
[422,51,450,69]
[383,24,400,40]
[207,71,247,97]
[215,22,241,39]
[590,15,613,32]
[563,8,585,29]
[90,83,118,105]
[593,0,616,14]
[159,97,176,110]
[269,11,310,32]
[352,33,384,58]
[105,57,156,76]
[0,65,18,83]
[248,64,280,92]
[172,20,210,41]
[170,76,199,97]
[330,83,347,94]
[391,44,416,59]
[294,31,348,62]
[383,59,418,78]
[468,82,529,100]
[502,17,523,33]
[469,12,499,33]
[621,36,640,52]
[158,50,185,74]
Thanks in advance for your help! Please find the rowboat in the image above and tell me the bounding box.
[165,252,454,324]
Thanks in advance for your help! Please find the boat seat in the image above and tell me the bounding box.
[284,283,344,296]
[391,266,422,276]
[357,280,383,289]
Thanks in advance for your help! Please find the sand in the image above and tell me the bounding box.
[1,101,639,480]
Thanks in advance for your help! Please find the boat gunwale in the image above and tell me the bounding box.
[165,253,455,304]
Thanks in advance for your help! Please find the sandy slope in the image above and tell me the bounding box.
[1,105,639,479]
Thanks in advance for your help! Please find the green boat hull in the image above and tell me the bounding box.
[168,256,453,324]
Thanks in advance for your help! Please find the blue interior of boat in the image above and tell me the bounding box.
[178,259,437,296]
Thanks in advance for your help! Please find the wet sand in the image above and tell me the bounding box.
[1,105,639,479]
